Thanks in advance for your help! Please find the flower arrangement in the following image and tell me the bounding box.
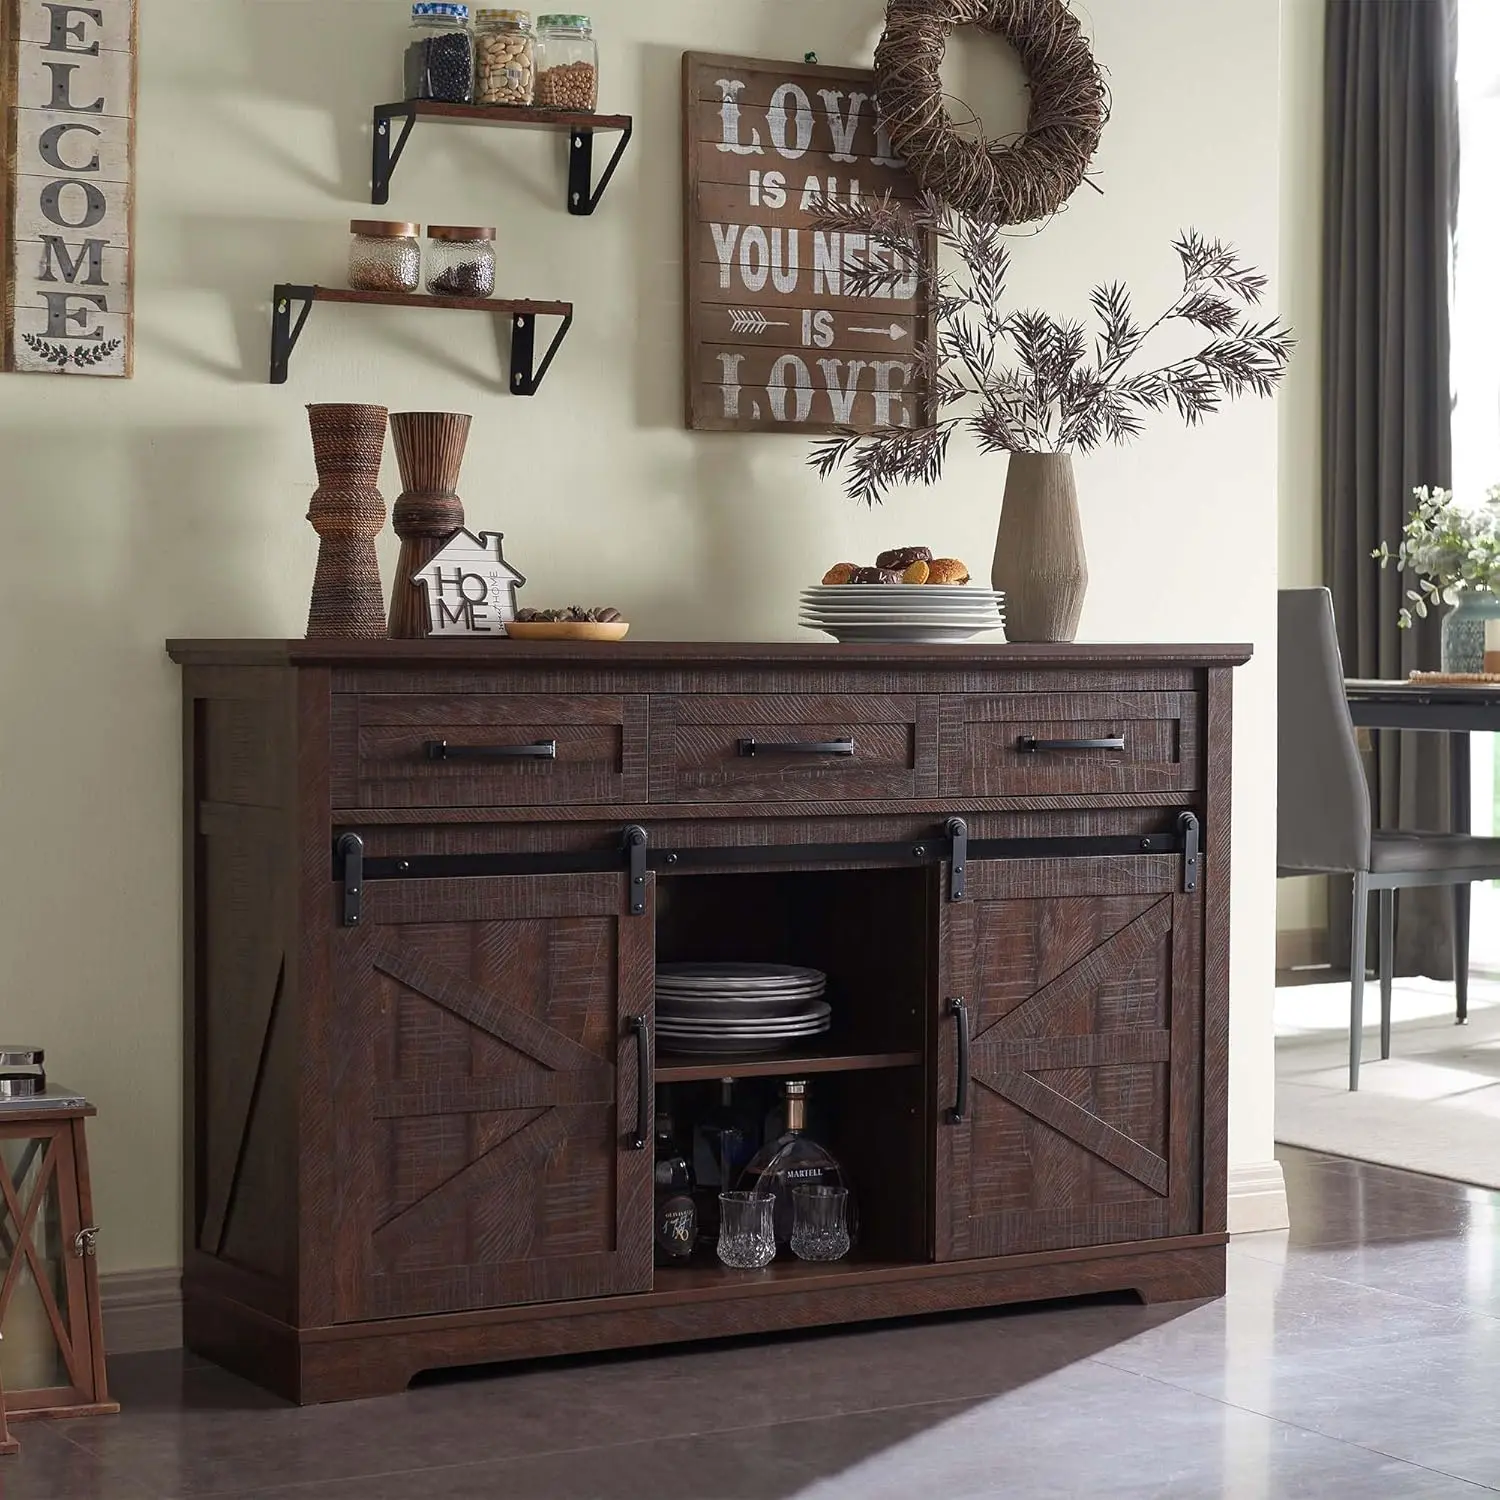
[1373,485,1500,626]
[806,194,1295,505]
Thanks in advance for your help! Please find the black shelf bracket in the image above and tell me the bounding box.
[567,122,633,215]
[508,306,573,395]
[270,284,316,385]
[372,104,418,207]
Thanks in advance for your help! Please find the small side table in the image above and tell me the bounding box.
[0,1088,117,1429]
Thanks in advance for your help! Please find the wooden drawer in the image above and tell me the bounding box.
[651,695,937,803]
[940,692,1200,797]
[332,693,647,808]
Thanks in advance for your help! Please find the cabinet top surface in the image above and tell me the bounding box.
[166,639,1253,669]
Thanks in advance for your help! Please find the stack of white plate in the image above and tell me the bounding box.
[656,963,832,1055]
[800,586,1006,644]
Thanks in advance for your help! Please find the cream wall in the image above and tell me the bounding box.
[0,0,1284,1276]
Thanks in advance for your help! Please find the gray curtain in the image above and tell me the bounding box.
[1322,0,1460,977]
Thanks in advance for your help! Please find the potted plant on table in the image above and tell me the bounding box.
[1375,485,1500,673]
[807,196,1294,641]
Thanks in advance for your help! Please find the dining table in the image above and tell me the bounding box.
[1345,677,1500,1022]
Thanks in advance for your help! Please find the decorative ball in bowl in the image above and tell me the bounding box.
[506,606,629,641]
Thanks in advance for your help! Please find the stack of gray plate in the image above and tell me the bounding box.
[655,963,831,1055]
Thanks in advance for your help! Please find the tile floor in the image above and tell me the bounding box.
[8,1147,1500,1498]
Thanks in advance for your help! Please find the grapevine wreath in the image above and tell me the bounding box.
[874,0,1108,224]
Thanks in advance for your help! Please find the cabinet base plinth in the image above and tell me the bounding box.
[185,1238,1226,1405]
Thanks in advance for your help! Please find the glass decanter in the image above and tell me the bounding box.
[737,1079,852,1251]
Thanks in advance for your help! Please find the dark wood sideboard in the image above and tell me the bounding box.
[167,639,1247,1404]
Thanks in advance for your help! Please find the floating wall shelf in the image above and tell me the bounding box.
[371,102,634,215]
[268,284,573,389]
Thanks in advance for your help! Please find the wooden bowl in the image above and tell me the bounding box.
[505,621,630,642]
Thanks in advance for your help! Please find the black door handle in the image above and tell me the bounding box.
[737,737,856,757]
[627,1015,650,1150]
[426,739,558,761]
[1017,735,1126,754]
[949,997,970,1124]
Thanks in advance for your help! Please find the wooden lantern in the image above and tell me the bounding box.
[0,1350,17,1457]
[0,1092,117,1424]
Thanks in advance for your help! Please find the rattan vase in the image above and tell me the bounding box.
[305,403,388,639]
[387,411,472,639]
[992,451,1088,643]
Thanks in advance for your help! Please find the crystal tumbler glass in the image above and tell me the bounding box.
[790,1185,850,1262]
[717,1191,775,1269]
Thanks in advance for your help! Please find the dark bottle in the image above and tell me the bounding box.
[653,1112,696,1264]
[738,1080,851,1250]
[691,1078,757,1245]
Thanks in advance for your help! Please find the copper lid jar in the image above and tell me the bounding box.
[426,225,496,298]
[348,220,422,294]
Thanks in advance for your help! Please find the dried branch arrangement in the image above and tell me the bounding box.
[876,0,1108,223]
[808,194,1294,506]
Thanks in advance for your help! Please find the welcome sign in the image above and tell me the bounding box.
[1,0,135,376]
[683,52,930,433]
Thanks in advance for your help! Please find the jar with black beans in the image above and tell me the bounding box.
[405,2,474,104]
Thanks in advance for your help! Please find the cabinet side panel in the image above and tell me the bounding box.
[185,666,300,1319]
[1201,668,1232,1234]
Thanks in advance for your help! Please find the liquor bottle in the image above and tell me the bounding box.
[653,1112,696,1265]
[737,1080,851,1250]
[691,1078,757,1245]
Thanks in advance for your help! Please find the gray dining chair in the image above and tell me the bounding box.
[1277,587,1500,1089]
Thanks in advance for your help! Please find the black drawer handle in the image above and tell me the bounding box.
[737,737,856,758]
[1017,735,1126,754]
[426,739,557,762]
[627,1015,650,1150]
[949,997,970,1124]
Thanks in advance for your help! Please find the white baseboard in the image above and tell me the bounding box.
[100,1268,182,1354]
[1227,1159,1290,1235]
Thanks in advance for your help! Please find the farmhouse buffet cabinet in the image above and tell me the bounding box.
[168,639,1245,1404]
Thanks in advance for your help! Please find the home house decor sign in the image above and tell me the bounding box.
[683,51,931,433]
[0,0,135,376]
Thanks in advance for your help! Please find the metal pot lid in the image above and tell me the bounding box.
[0,1046,43,1066]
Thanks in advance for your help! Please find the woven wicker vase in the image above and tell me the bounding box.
[305,403,389,639]
[387,411,472,639]
[991,451,1088,643]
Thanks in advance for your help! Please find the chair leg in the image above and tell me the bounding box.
[1454,885,1471,1026]
[1378,888,1394,1061]
[1350,872,1369,1091]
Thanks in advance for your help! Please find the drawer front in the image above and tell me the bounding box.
[332,693,647,808]
[652,695,937,803]
[941,692,1201,797]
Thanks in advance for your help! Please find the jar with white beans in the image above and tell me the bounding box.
[476,10,534,106]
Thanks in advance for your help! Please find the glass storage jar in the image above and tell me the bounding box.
[426,225,496,297]
[534,14,597,111]
[347,220,422,293]
[404,2,474,104]
[476,9,534,106]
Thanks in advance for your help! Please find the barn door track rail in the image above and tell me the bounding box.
[269,285,573,390]
[371,102,635,215]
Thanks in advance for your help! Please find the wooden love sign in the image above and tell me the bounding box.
[0,0,135,376]
[682,52,930,433]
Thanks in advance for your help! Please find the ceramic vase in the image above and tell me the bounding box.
[991,451,1087,643]
[1441,591,1500,675]
[387,411,472,639]
[305,404,388,639]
